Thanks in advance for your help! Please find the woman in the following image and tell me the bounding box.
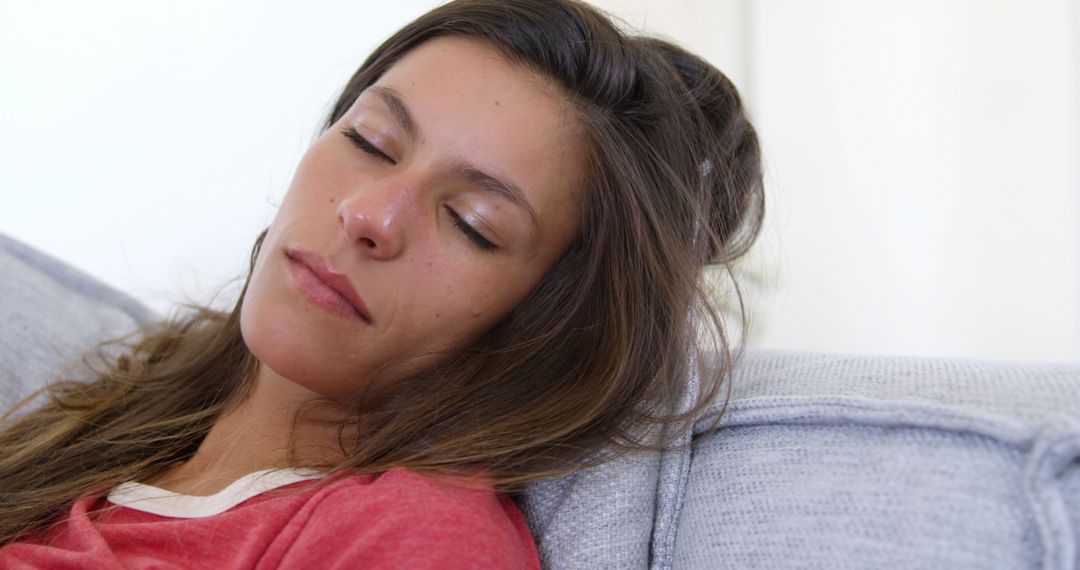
[0,0,763,566]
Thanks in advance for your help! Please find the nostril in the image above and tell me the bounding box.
[337,198,396,257]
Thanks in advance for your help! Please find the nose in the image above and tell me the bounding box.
[336,189,406,261]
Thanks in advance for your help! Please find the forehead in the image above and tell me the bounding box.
[374,36,567,123]
[364,36,589,248]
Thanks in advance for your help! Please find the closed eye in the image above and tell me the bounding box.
[446,207,497,251]
[341,128,395,164]
[340,127,495,252]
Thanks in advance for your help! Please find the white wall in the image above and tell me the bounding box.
[745,0,1079,362]
[3,1,1077,362]
[1,0,441,312]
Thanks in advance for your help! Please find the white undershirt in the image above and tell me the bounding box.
[106,468,326,519]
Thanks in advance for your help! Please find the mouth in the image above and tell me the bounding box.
[284,247,373,324]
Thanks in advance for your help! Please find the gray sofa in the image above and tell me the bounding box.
[3,231,1079,569]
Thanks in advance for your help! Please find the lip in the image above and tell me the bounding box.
[284,247,372,323]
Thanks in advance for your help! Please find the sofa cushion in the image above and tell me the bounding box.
[674,352,1080,569]
[0,233,156,412]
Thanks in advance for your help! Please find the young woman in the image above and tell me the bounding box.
[0,0,763,566]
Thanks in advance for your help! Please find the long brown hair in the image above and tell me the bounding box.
[0,0,763,543]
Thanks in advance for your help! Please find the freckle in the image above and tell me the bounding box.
[329,197,336,204]
[494,100,500,106]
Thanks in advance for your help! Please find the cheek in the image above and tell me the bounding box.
[280,139,351,210]
[435,266,534,337]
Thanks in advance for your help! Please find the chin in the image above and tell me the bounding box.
[239,286,354,402]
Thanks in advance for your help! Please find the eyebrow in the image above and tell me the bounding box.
[366,85,540,238]
[451,165,540,239]
[369,86,418,143]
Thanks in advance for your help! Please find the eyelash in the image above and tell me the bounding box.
[447,207,497,251]
[340,127,497,252]
[342,127,394,164]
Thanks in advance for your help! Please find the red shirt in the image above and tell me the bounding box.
[0,468,540,569]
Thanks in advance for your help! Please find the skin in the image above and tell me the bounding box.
[149,37,590,495]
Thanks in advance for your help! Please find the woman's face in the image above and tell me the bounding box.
[241,37,589,400]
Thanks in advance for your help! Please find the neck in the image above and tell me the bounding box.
[146,363,356,496]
